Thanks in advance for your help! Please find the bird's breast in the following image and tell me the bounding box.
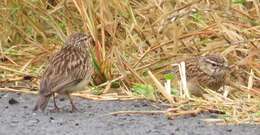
[64,74,92,93]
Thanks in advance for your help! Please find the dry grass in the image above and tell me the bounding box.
[0,0,260,124]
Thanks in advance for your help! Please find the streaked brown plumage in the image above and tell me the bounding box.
[180,54,228,96]
[33,32,94,112]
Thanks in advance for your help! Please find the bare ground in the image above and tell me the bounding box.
[0,92,259,135]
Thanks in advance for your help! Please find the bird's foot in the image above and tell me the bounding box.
[70,106,79,113]
[50,107,61,113]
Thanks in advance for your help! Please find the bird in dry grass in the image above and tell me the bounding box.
[33,32,94,112]
[178,54,228,96]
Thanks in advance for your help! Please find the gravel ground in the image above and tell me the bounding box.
[0,92,259,135]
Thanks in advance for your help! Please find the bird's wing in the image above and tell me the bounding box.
[40,47,92,95]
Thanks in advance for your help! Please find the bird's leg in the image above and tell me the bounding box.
[51,93,60,112]
[67,94,78,112]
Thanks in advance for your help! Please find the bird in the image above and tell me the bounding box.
[177,54,229,96]
[33,32,94,112]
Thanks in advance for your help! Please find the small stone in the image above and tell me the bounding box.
[9,98,19,105]
[49,117,54,120]
[134,104,140,107]
[226,129,232,132]
[141,102,149,107]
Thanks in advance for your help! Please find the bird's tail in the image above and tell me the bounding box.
[33,94,50,112]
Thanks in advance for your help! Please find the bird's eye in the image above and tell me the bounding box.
[211,63,217,67]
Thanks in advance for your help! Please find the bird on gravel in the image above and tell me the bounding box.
[33,32,94,112]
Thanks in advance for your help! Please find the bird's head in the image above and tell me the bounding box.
[65,32,94,49]
[198,54,228,77]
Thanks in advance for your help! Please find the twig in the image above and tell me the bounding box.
[109,110,165,115]
[0,87,37,94]
[0,65,36,77]
[166,108,202,117]
[147,70,175,104]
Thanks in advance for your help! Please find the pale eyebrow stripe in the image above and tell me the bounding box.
[205,59,222,66]
[75,36,88,44]
[79,36,88,41]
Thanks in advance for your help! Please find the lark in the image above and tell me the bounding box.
[178,54,228,96]
[33,32,94,112]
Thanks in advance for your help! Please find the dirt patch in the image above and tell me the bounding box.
[0,92,259,135]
